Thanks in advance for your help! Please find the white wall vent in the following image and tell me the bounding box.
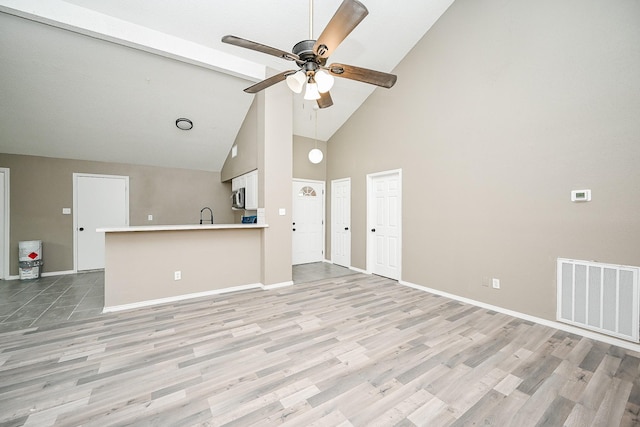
[557,258,639,342]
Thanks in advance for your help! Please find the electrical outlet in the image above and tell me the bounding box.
[174,271,181,280]
[492,278,500,289]
[148,214,153,221]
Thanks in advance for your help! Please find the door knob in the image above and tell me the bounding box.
[371,228,376,232]
[345,227,349,231]
[79,227,84,231]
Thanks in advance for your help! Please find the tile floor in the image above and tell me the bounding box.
[0,271,105,332]
[0,262,356,333]
[291,261,356,283]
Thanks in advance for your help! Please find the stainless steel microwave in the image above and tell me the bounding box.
[231,187,245,209]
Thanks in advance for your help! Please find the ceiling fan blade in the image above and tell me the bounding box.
[222,35,299,61]
[243,71,296,94]
[328,63,397,88]
[317,91,333,109]
[313,0,368,59]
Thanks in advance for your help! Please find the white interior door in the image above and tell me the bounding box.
[0,168,8,279]
[292,180,325,265]
[368,170,401,280]
[75,174,129,271]
[331,178,351,268]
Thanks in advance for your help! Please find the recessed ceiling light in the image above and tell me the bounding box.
[176,118,193,130]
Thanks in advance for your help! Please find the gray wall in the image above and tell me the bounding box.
[0,153,233,275]
[293,135,327,181]
[105,228,262,308]
[257,86,294,286]
[221,98,259,182]
[326,0,640,321]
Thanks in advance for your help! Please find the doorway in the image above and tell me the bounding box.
[74,173,129,271]
[292,179,325,265]
[331,178,351,268]
[0,168,9,279]
[367,169,402,280]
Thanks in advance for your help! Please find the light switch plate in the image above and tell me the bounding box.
[62,208,71,215]
[148,214,153,221]
[278,208,286,216]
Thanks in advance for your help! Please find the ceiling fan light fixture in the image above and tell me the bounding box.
[304,80,321,100]
[222,0,398,108]
[315,70,334,93]
[286,70,306,93]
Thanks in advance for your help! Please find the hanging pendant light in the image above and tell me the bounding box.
[308,148,323,164]
[308,107,323,164]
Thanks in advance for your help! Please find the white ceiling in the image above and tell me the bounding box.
[0,0,453,171]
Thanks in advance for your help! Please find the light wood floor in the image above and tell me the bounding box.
[0,273,639,426]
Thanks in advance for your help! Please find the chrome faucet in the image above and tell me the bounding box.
[200,207,213,224]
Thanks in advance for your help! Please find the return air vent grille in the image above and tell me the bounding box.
[557,258,639,342]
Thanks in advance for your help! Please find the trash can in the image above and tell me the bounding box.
[19,240,43,280]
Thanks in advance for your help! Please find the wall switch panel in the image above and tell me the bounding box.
[148,214,153,221]
[492,278,500,289]
[571,189,591,202]
[174,271,181,280]
[62,208,71,215]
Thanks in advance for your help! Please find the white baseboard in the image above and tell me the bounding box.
[42,270,75,277]
[103,283,263,313]
[263,280,294,290]
[104,280,298,313]
[399,279,640,353]
[4,270,86,280]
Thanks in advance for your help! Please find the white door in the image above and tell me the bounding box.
[292,180,325,265]
[367,170,402,280]
[75,174,129,271]
[0,168,8,279]
[331,178,351,267]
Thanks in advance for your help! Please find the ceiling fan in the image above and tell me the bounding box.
[222,0,397,109]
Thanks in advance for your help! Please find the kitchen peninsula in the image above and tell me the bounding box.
[98,224,268,312]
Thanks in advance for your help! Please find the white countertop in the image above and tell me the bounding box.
[97,224,268,233]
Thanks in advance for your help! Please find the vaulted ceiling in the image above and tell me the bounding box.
[0,0,453,171]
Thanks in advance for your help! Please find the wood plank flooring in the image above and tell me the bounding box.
[1,273,639,426]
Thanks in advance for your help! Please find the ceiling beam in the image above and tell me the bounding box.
[0,0,265,82]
